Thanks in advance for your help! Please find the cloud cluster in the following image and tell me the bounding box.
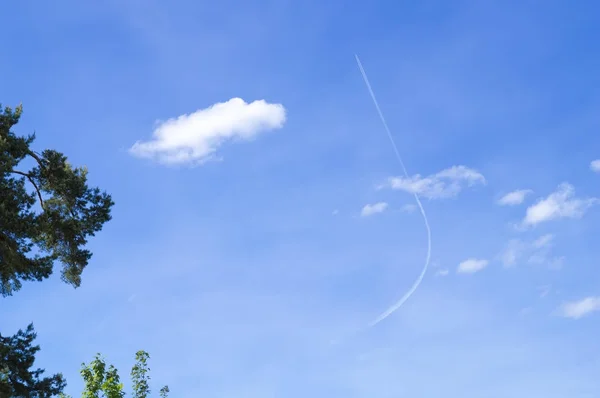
[383,166,486,199]
[129,98,286,165]
[497,189,532,206]
[557,297,600,319]
[127,97,599,322]
[522,183,597,227]
[361,202,388,217]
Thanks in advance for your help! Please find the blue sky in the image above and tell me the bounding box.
[2,0,600,396]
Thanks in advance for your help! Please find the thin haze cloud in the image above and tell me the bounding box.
[401,204,417,213]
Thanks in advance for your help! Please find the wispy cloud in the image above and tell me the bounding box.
[435,269,449,277]
[497,189,532,206]
[547,256,566,270]
[383,165,485,199]
[360,202,388,217]
[129,98,286,165]
[401,204,417,213]
[519,307,533,317]
[499,234,559,268]
[538,285,551,298]
[522,183,597,227]
[532,234,554,249]
[590,159,600,173]
[457,258,488,274]
[557,297,600,319]
[528,235,565,269]
[500,239,523,267]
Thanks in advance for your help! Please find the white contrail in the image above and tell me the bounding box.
[354,54,432,328]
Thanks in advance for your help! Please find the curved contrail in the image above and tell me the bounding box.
[354,54,432,328]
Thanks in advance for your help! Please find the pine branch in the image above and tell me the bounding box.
[9,170,44,208]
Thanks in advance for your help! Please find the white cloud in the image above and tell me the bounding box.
[532,234,554,249]
[499,234,559,268]
[522,183,597,227]
[360,202,388,217]
[538,285,551,298]
[401,204,417,213]
[519,307,533,317]
[457,258,488,274]
[497,189,532,206]
[384,165,485,199]
[547,256,565,270]
[129,98,286,165]
[590,159,600,173]
[499,239,525,267]
[557,297,600,319]
[435,269,449,277]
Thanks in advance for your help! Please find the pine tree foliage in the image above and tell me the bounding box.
[0,324,67,397]
[0,104,114,296]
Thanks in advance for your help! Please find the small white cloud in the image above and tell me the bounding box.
[499,234,559,268]
[528,253,564,269]
[457,258,488,274]
[360,202,388,217]
[401,204,417,213]
[527,253,548,265]
[129,98,286,165]
[538,285,551,298]
[557,297,600,319]
[383,165,485,199]
[532,234,554,249]
[522,183,597,227]
[497,189,532,206]
[435,269,449,277]
[548,256,566,270]
[499,239,525,267]
[590,159,600,173]
[519,307,533,317]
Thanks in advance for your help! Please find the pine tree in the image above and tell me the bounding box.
[0,103,114,296]
[1,103,115,397]
[0,324,67,397]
